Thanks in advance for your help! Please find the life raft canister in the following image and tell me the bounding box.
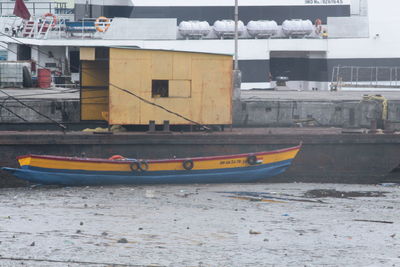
[95,16,111,32]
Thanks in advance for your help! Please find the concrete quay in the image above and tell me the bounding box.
[0,183,398,266]
[0,88,79,124]
[236,90,400,129]
[0,88,399,130]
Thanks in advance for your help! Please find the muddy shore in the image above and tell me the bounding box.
[0,183,398,266]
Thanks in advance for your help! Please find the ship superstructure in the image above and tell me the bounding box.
[1,0,400,91]
[74,0,351,24]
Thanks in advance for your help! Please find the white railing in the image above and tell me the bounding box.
[331,66,400,90]
[0,1,72,16]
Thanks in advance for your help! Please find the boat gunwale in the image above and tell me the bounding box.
[16,144,301,165]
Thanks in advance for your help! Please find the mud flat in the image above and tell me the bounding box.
[0,183,398,266]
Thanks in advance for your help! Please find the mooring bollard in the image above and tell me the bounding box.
[369,119,377,134]
[163,120,170,132]
[148,120,156,132]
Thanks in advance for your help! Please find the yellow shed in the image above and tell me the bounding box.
[80,47,233,126]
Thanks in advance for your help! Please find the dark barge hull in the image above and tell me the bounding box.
[0,129,399,187]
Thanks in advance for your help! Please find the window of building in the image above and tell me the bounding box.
[152,80,169,98]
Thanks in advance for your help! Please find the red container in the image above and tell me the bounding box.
[37,68,51,88]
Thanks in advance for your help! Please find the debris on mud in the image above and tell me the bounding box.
[303,189,387,198]
[220,191,326,203]
[354,219,394,224]
[229,196,286,203]
[117,238,128,243]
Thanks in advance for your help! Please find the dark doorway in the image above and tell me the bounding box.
[69,51,80,73]
[17,44,31,60]
[270,51,328,82]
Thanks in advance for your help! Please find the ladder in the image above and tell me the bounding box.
[21,20,36,37]
[21,16,56,39]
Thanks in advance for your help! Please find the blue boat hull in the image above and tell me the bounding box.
[2,159,293,186]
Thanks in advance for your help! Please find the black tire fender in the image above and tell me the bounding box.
[138,161,149,171]
[130,162,140,171]
[22,66,33,88]
[182,160,194,170]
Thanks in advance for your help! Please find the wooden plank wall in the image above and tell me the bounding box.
[80,60,109,121]
[108,48,232,125]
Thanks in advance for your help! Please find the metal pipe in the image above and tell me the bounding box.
[234,0,239,70]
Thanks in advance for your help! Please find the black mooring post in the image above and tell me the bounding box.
[369,119,377,134]
[148,120,156,132]
[163,120,170,132]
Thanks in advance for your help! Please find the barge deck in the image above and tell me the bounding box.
[0,127,399,187]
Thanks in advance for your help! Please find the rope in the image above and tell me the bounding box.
[0,103,29,122]
[362,95,388,120]
[0,89,67,130]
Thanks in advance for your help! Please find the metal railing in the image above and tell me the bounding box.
[64,18,109,39]
[17,16,68,39]
[3,17,111,39]
[331,66,400,90]
[0,1,72,16]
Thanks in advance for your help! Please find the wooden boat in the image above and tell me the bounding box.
[2,145,301,186]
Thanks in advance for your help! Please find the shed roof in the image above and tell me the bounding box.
[108,46,233,57]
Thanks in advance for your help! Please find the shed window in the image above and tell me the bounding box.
[152,80,169,98]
